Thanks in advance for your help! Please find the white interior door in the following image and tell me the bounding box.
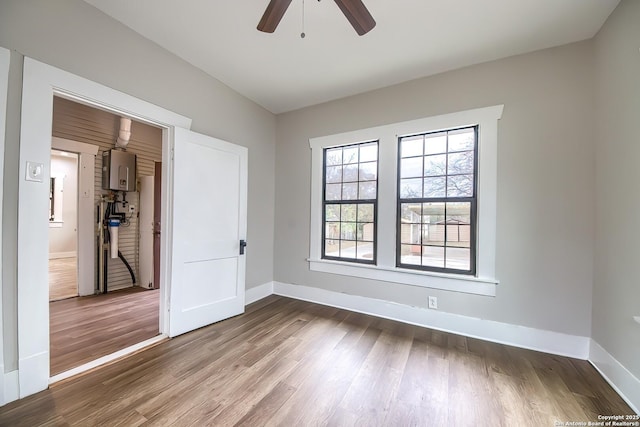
[169,128,247,337]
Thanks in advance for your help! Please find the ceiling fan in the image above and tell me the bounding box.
[257,0,376,36]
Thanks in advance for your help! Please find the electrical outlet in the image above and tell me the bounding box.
[129,205,135,213]
[428,296,438,309]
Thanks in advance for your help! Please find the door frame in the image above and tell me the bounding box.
[18,57,191,398]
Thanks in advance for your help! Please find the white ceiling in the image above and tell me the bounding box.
[82,0,619,114]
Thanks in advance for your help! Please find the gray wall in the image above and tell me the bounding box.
[593,0,640,380]
[275,41,596,337]
[0,0,276,371]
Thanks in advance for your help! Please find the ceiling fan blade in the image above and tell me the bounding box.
[257,0,294,33]
[333,0,376,36]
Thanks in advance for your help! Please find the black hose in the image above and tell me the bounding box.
[118,250,136,284]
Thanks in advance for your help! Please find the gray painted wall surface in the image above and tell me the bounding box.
[275,41,596,337]
[593,0,640,380]
[0,0,276,371]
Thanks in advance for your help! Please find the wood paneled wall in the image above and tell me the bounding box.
[52,96,162,291]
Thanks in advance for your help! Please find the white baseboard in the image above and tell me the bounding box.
[273,281,590,359]
[245,282,274,306]
[48,251,76,260]
[589,339,639,414]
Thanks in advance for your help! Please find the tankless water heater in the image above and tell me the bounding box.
[102,149,136,192]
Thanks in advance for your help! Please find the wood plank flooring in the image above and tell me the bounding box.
[50,287,160,375]
[49,257,78,301]
[4,295,634,426]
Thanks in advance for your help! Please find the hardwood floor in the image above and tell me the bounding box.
[4,296,634,426]
[50,287,160,375]
[49,257,78,301]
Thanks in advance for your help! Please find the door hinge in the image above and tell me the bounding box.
[239,239,247,255]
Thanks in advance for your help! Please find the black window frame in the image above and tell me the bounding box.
[322,141,379,264]
[396,126,478,275]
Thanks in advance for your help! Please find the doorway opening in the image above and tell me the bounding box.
[48,96,163,376]
[48,149,79,301]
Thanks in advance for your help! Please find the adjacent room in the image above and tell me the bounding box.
[0,0,638,425]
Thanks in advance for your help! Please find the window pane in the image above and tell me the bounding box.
[446,202,471,220]
[401,135,423,157]
[342,183,358,200]
[340,240,356,258]
[447,174,473,197]
[325,222,340,239]
[400,178,422,198]
[359,162,377,181]
[356,242,374,260]
[326,183,342,200]
[326,148,342,166]
[422,202,445,223]
[325,239,340,257]
[400,244,422,265]
[422,245,445,268]
[359,142,378,162]
[357,204,374,222]
[445,247,470,270]
[446,202,471,247]
[424,132,447,155]
[326,166,342,183]
[340,222,356,240]
[343,147,359,164]
[340,204,357,222]
[325,204,340,221]
[424,154,447,176]
[448,128,475,152]
[359,182,377,200]
[343,164,358,182]
[422,202,445,244]
[357,223,374,241]
[424,177,446,198]
[400,203,421,223]
[400,224,421,244]
[447,151,474,175]
[400,157,422,178]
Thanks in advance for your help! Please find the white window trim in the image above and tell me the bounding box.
[309,105,503,296]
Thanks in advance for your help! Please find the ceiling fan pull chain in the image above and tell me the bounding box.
[301,0,306,38]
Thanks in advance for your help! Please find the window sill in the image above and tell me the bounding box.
[308,258,498,296]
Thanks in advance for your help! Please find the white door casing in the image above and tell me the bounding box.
[169,128,247,337]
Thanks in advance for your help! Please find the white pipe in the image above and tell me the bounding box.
[115,117,132,149]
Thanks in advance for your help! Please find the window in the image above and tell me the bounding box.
[309,105,503,296]
[397,127,477,274]
[323,141,378,263]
